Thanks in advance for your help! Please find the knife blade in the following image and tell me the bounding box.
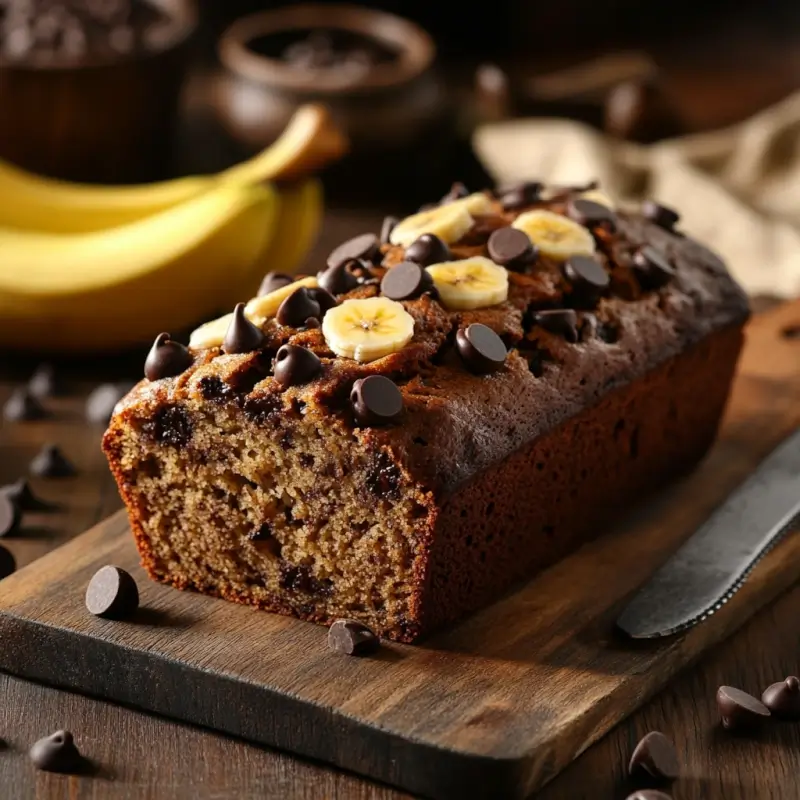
[616,426,800,639]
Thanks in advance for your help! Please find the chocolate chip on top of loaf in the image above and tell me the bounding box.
[104,182,749,643]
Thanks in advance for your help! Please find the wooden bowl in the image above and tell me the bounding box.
[213,4,450,202]
[0,0,198,183]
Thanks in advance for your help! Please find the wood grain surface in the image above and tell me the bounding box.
[0,301,798,800]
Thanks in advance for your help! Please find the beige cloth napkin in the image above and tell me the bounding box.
[473,91,800,298]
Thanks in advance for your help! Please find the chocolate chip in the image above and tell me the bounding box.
[351,375,403,426]
[0,494,20,538]
[628,731,680,781]
[365,450,402,498]
[3,388,47,422]
[625,792,673,800]
[380,215,398,245]
[405,233,451,267]
[563,255,610,306]
[144,333,193,381]
[643,200,680,231]
[1,478,56,512]
[222,303,266,354]
[440,181,469,204]
[632,246,676,289]
[487,227,537,270]
[717,685,771,731]
[85,565,139,619]
[258,271,294,296]
[0,544,15,579]
[456,324,507,375]
[327,233,380,269]
[532,309,579,343]
[381,261,433,301]
[29,731,84,774]
[497,181,542,210]
[85,382,131,424]
[274,344,322,388]
[317,260,361,295]
[308,286,338,315]
[30,444,76,478]
[567,197,617,233]
[762,676,800,720]
[277,287,322,327]
[327,619,380,656]
[28,363,62,398]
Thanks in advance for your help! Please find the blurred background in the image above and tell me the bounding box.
[0,0,799,367]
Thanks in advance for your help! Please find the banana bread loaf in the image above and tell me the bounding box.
[103,182,749,643]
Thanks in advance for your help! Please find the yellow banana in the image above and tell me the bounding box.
[230,178,324,304]
[0,105,345,233]
[0,182,277,352]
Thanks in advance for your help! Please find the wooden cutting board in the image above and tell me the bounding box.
[0,301,799,800]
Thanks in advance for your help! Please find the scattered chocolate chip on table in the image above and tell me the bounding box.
[628,731,680,782]
[85,565,140,620]
[28,362,62,398]
[761,676,800,720]
[327,619,380,656]
[29,730,85,774]
[0,494,21,538]
[717,685,771,731]
[3,387,48,422]
[0,545,16,579]
[29,443,77,478]
[0,478,56,511]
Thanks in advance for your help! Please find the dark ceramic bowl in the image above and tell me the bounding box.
[213,4,450,202]
[0,0,198,183]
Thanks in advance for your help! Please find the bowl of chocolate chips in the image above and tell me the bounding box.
[0,0,197,183]
[213,3,446,196]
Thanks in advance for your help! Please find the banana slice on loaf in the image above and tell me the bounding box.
[322,297,415,363]
[426,257,509,310]
[512,210,596,261]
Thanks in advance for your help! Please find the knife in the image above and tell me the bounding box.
[617,426,800,638]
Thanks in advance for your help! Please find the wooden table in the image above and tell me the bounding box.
[1,211,798,800]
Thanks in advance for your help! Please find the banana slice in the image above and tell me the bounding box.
[446,191,494,216]
[579,189,615,209]
[190,312,233,350]
[426,257,508,310]
[245,276,318,325]
[322,297,415,363]
[512,209,596,261]
[389,203,474,248]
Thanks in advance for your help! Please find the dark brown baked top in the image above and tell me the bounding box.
[116,183,750,498]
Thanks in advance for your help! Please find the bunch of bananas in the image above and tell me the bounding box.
[0,105,347,353]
